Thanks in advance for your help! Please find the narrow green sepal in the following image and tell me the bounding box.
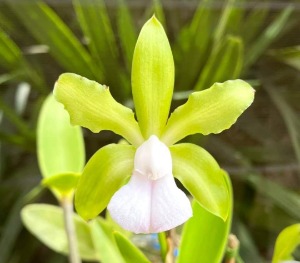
[171,143,230,220]
[162,79,255,145]
[75,144,135,220]
[54,73,144,146]
[132,15,174,138]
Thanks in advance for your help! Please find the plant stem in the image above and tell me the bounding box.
[61,197,81,263]
[165,229,176,263]
[158,232,168,261]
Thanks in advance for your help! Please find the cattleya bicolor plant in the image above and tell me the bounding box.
[54,16,254,234]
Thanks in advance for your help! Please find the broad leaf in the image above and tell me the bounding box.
[37,94,85,178]
[194,35,243,91]
[161,80,255,145]
[54,73,143,146]
[132,16,174,138]
[114,232,150,263]
[90,218,125,263]
[171,143,230,220]
[21,204,97,261]
[75,144,135,220]
[272,224,300,263]
[177,171,233,263]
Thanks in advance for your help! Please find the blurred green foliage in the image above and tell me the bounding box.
[1,0,300,262]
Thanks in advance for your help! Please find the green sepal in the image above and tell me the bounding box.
[114,232,151,263]
[42,172,80,198]
[272,224,300,263]
[37,94,85,178]
[162,79,255,145]
[132,16,174,138]
[177,171,233,263]
[171,143,230,220]
[54,73,144,146]
[21,204,97,261]
[75,144,135,220]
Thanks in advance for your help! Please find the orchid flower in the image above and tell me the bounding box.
[54,16,254,233]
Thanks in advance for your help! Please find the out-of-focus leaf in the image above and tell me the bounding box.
[241,8,268,45]
[272,224,300,263]
[270,46,300,71]
[73,0,128,98]
[6,1,100,81]
[75,144,135,220]
[161,80,255,146]
[54,73,143,146]
[177,170,232,263]
[132,16,174,138]
[171,143,229,220]
[214,0,244,43]
[117,0,137,70]
[194,35,243,91]
[245,6,293,68]
[265,85,300,164]
[21,204,97,261]
[174,0,212,90]
[0,28,21,70]
[114,232,150,263]
[248,174,300,221]
[90,218,125,263]
[152,0,166,29]
[37,94,85,179]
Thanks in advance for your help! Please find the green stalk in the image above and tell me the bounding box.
[61,197,81,263]
[158,232,168,262]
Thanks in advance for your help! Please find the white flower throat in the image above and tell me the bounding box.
[108,135,192,233]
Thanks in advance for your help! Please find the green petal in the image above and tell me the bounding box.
[75,144,135,220]
[21,204,97,261]
[272,224,300,263]
[54,73,143,146]
[37,94,85,178]
[132,16,174,138]
[170,143,230,220]
[161,79,255,145]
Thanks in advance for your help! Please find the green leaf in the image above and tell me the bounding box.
[54,73,144,146]
[37,94,85,178]
[272,224,300,263]
[75,144,135,220]
[90,218,125,263]
[248,174,300,221]
[21,204,97,261]
[114,232,151,263]
[117,0,137,71]
[174,0,213,91]
[7,1,100,81]
[177,170,233,263]
[42,173,80,197]
[194,35,244,91]
[132,16,174,138]
[244,6,293,69]
[161,80,255,145]
[0,28,21,71]
[73,0,128,98]
[270,46,300,71]
[171,143,230,220]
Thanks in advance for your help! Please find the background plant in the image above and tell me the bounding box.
[0,0,300,262]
